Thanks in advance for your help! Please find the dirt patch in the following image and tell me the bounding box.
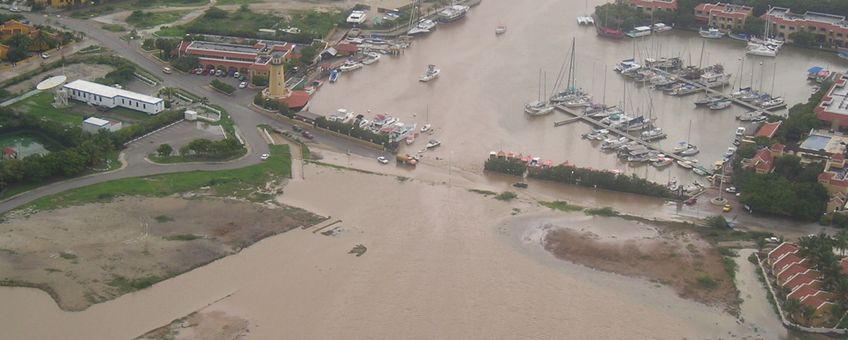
[7,63,114,94]
[136,309,249,340]
[543,223,739,313]
[0,196,325,311]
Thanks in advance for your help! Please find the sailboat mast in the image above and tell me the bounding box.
[771,61,777,95]
[697,40,705,68]
[602,66,607,105]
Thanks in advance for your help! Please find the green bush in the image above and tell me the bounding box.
[494,191,517,201]
[210,79,235,94]
[252,75,268,86]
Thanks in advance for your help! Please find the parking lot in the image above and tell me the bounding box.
[189,65,249,90]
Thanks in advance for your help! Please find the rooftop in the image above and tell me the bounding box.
[64,80,162,104]
[83,117,110,126]
[188,41,261,55]
[766,7,848,28]
[799,131,848,155]
[755,121,782,138]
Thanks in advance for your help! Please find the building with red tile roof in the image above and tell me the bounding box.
[178,40,293,81]
[284,90,310,111]
[2,147,16,160]
[763,7,848,48]
[742,147,775,174]
[814,73,848,128]
[768,242,799,263]
[623,0,677,13]
[755,121,782,138]
[694,2,753,32]
[783,273,819,292]
[334,42,359,56]
[788,281,823,301]
[819,153,848,194]
[772,253,803,273]
[777,263,813,285]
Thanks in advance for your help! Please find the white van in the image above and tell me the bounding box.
[162,67,173,74]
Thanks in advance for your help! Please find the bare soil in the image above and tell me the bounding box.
[136,308,249,340]
[543,223,739,313]
[0,196,325,311]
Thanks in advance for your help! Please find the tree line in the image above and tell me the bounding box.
[484,157,674,199]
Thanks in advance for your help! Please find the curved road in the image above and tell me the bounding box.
[0,11,382,214]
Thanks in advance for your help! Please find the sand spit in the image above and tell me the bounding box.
[0,196,325,311]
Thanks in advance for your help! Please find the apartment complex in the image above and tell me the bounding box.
[623,0,677,13]
[762,7,848,48]
[694,2,754,32]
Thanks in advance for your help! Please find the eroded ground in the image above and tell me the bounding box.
[0,196,325,311]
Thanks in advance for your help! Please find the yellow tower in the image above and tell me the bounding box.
[266,52,288,100]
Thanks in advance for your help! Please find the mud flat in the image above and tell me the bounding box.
[0,196,325,311]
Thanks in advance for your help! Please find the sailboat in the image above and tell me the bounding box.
[407,1,436,35]
[673,121,699,156]
[525,69,554,116]
[550,38,590,104]
[420,105,432,133]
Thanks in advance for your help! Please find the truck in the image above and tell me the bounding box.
[396,154,418,166]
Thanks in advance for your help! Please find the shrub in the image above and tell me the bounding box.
[494,191,517,201]
[210,79,235,94]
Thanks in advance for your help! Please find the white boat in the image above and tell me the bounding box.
[425,139,441,149]
[677,160,695,169]
[653,158,673,168]
[419,64,440,82]
[626,26,652,38]
[699,71,731,88]
[524,101,554,116]
[406,133,415,145]
[760,96,784,108]
[495,24,507,35]
[361,51,381,65]
[420,123,432,133]
[614,58,641,74]
[408,19,437,35]
[641,127,667,141]
[699,27,724,39]
[577,16,594,25]
[737,111,766,122]
[652,23,672,32]
[746,43,777,57]
[437,5,469,23]
[563,96,592,108]
[339,61,363,72]
[678,146,700,157]
[346,10,367,24]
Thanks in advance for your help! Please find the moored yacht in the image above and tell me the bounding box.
[437,5,469,23]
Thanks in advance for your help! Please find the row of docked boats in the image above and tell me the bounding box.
[329,109,420,143]
[407,4,469,35]
[729,87,785,109]
[488,151,562,170]
[616,59,731,95]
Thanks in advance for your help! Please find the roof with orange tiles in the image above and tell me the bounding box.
[783,274,819,291]
[768,242,799,263]
[755,121,782,138]
[800,293,833,310]
[772,254,803,273]
[625,0,677,10]
[787,282,822,301]
[778,263,812,284]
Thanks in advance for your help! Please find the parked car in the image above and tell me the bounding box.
[239,81,247,89]
[724,186,736,193]
[40,52,49,59]
[684,197,697,205]
[162,67,172,74]
[234,71,240,78]
[215,70,223,77]
[260,153,270,161]
[292,125,303,132]
[722,204,732,212]
[513,182,528,188]
[377,156,389,164]
[301,131,314,139]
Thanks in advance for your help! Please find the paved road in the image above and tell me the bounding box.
[0,11,383,214]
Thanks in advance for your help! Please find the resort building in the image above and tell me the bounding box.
[693,2,753,32]
[63,80,165,115]
[819,154,848,195]
[33,0,82,8]
[767,242,837,325]
[82,117,122,134]
[741,144,783,174]
[622,0,677,14]
[815,73,848,128]
[0,20,34,40]
[178,40,293,81]
[762,7,848,48]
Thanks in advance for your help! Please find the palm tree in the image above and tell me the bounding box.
[784,298,801,322]
[837,230,848,256]
[30,30,56,52]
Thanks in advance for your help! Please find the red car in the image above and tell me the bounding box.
[684,197,697,205]
[301,131,314,139]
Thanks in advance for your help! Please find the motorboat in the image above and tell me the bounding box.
[614,58,641,74]
[699,27,724,39]
[406,133,415,145]
[425,139,441,149]
[495,24,507,35]
[708,99,732,110]
[677,160,695,169]
[626,26,652,38]
[339,61,363,72]
[653,158,673,168]
[652,23,672,33]
[524,101,554,116]
[729,32,749,41]
[408,19,437,35]
[420,124,432,133]
[328,69,339,83]
[550,87,588,103]
[760,96,784,108]
[737,111,766,122]
[437,5,469,23]
[693,166,710,176]
[597,26,625,39]
[563,96,592,108]
[746,43,777,57]
[673,141,692,153]
[644,57,682,70]
[678,146,700,157]
[694,95,724,106]
[419,64,440,82]
[699,70,731,88]
[641,127,667,141]
[361,51,381,65]
[577,16,594,25]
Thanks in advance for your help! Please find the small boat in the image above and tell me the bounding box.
[597,26,625,39]
[641,127,667,141]
[746,43,777,57]
[339,61,363,72]
[653,158,673,168]
[677,160,694,169]
[425,139,441,149]
[419,64,440,82]
[693,166,710,176]
[760,96,784,108]
[708,99,732,110]
[626,26,652,38]
[408,19,437,35]
[737,111,766,122]
[577,16,594,25]
[328,69,339,83]
[437,5,469,23]
[679,146,700,157]
[495,24,507,35]
[699,27,724,39]
[729,32,749,41]
[694,95,724,106]
[524,101,554,116]
[652,23,672,33]
[420,124,432,133]
[361,51,381,65]
[406,134,415,145]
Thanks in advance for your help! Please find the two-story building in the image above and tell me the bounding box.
[178,40,293,81]
[623,0,677,14]
[0,20,34,41]
[762,7,848,48]
[694,2,753,32]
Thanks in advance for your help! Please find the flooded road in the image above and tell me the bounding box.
[310,0,847,185]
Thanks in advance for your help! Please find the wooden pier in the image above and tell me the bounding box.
[552,104,713,175]
[649,68,787,112]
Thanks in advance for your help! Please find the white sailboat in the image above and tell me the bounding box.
[525,69,553,116]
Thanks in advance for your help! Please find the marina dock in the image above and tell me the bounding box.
[649,67,788,112]
[552,104,714,175]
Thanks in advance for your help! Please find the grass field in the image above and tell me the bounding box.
[126,11,189,29]
[19,144,291,213]
[155,26,187,37]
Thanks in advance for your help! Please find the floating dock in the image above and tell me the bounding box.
[649,67,788,112]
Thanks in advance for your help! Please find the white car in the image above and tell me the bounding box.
[260,153,270,161]
[40,52,49,59]
[377,156,389,164]
[239,81,247,89]
[724,186,736,193]
[233,72,240,78]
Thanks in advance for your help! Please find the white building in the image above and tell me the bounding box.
[346,10,367,24]
[64,79,165,115]
[82,117,122,134]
